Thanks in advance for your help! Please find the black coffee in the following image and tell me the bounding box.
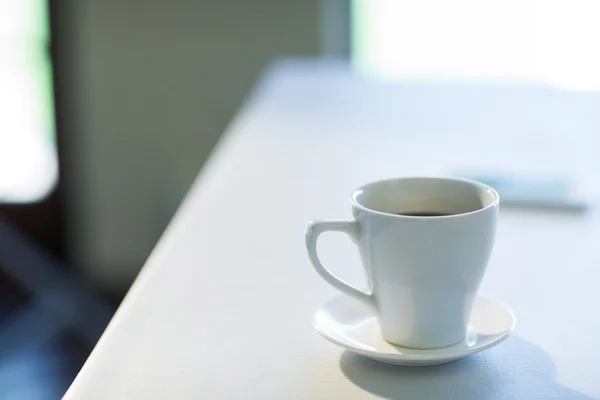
[394,211,454,217]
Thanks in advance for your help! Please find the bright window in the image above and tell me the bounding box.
[353,0,600,90]
[0,0,57,203]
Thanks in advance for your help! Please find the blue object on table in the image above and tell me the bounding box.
[455,173,588,212]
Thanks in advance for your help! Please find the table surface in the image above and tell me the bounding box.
[64,59,600,399]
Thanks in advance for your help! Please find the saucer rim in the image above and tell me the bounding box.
[313,295,517,362]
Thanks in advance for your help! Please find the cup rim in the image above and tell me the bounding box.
[350,176,499,219]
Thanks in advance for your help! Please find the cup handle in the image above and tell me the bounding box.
[305,220,374,307]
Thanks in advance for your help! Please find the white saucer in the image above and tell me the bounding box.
[314,295,516,366]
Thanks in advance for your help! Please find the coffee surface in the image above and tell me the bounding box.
[394,212,454,217]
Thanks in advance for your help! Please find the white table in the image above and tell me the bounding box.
[64,60,600,399]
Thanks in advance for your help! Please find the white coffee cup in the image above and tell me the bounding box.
[305,177,499,349]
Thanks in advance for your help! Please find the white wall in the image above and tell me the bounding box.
[66,0,320,291]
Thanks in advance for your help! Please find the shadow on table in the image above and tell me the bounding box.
[340,336,592,400]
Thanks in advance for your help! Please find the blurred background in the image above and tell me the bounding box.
[1,0,599,398]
